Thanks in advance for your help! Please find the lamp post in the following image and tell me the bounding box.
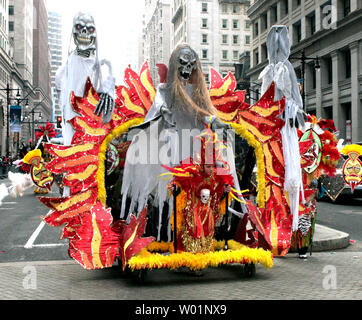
[289,49,321,111]
[0,84,29,157]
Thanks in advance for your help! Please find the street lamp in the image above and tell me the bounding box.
[0,84,29,157]
[289,49,321,111]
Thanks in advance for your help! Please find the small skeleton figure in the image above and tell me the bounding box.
[56,12,115,147]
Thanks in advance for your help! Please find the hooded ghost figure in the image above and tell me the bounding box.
[55,12,115,146]
[258,25,305,231]
[121,43,244,240]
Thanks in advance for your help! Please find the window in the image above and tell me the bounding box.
[202,18,207,28]
[222,34,228,44]
[202,49,208,59]
[261,43,267,61]
[8,21,13,32]
[325,56,333,85]
[307,12,316,35]
[222,19,228,28]
[233,19,239,29]
[222,4,227,13]
[202,3,207,12]
[233,35,238,44]
[245,35,250,44]
[205,73,210,82]
[8,5,14,15]
[222,50,228,60]
[245,20,250,29]
[271,5,278,23]
[293,21,302,43]
[254,49,259,65]
[261,13,267,31]
[232,4,238,13]
[343,49,351,79]
[343,0,351,17]
[254,21,259,36]
[202,34,207,43]
[233,50,239,60]
[282,0,289,16]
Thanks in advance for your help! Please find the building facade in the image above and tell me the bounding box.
[48,11,62,121]
[143,0,171,84]
[247,0,362,143]
[33,0,51,123]
[170,0,251,81]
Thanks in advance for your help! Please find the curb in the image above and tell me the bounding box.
[311,224,350,252]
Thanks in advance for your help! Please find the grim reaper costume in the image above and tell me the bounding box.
[258,25,305,231]
[121,44,244,240]
[56,12,115,146]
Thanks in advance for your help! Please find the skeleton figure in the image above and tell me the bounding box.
[121,43,244,241]
[200,189,211,204]
[56,12,115,147]
[177,48,197,82]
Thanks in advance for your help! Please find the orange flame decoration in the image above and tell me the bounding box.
[39,72,148,269]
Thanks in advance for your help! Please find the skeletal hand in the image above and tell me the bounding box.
[94,93,115,123]
[160,105,175,128]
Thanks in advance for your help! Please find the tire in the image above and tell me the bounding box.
[243,263,256,278]
[135,269,147,284]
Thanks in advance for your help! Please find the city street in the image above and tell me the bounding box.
[0,182,361,301]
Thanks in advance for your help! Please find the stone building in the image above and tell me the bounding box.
[247,0,362,143]
[170,0,251,82]
[48,11,63,121]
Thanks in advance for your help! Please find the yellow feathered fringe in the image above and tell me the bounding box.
[128,240,273,271]
[229,122,266,208]
[97,118,145,204]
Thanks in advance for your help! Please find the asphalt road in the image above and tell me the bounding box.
[0,182,361,264]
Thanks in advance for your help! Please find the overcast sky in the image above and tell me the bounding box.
[47,0,144,83]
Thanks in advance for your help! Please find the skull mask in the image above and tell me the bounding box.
[177,47,197,81]
[200,189,211,204]
[73,13,97,53]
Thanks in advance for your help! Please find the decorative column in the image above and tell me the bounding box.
[350,41,361,142]
[331,51,341,135]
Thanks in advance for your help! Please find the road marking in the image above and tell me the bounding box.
[24,221,46,249]
[31,244,67,248]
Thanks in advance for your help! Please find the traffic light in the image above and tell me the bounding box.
[56,116,62,129]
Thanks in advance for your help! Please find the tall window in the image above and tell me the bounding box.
[222,50,228,60]
[344,49,351,79]
[202,34,207,43]
[343,0,351,17]
[221,3,227,13]
[222,34,228,44]
[232,4,238,13]
[245,20,250,29]
[222,19,228,28]
[8,5,14,15]
[245,35,250,44]
[293,21,302,43]
[233,19,239,29]
[202,49,208,59]
[233,50,239,60]
[233,35,238,44]
[254,21,259,36]
[202,18,207,28]
[202,3,207,12]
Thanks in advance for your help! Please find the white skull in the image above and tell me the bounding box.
[72,13,96,52]
[200,189,210,204]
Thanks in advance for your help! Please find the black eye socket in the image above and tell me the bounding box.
[75,24,83,30]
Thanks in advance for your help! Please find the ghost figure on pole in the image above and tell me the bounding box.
[258,25,305,232]
[55,12,115,147]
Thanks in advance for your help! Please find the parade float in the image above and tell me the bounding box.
[28,22,342,282]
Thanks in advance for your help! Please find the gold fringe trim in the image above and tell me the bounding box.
[97,118,145,204]
[128,240,273,271]
[229,122,266,208]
